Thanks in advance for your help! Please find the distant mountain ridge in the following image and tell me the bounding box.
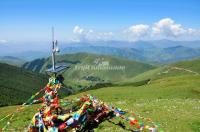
[1,39,200,63]
[61,45,200,63]
[61,46,146,61]
[61,40,200,49]
[0,56,25,66]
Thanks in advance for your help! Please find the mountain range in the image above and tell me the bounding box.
[22,53,155,90]
[1,40,200,63]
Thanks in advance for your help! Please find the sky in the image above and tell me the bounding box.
[0,0,200,43]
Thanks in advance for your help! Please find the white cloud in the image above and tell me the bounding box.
[187,28,200,35]
[72,18,200,42]
[0,39,7,43]
[124,18,200,41]
[152,18,186,37]
[72,26,114,41]
[73,26,84,34]
[183,28,200,40]
[123,24,150,41]
[126,24,149,36]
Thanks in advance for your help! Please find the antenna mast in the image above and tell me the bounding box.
[46,27,70,75]
[52,27,56,72]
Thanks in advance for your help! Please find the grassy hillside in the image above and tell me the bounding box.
[172,57,200,72]
[0,56,25,67]
[121,57,200,84]
[1,56,200,131]
[23,53,156,91]
[0,74,199,131]
[0,63,48,106]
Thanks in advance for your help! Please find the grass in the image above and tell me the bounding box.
[121,57,200,84]
[1,55,200,131]
[0,63,48,106]
[0,74,200,131]
[23,52,156,85]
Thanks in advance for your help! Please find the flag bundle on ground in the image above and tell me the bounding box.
[26,76,162,132]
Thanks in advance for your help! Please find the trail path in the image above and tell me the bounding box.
[160,66,199,75]
[169,66,199,75]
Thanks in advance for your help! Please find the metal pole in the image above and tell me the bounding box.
[52,27,56,72]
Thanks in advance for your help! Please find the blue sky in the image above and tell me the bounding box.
[0,0,200,42]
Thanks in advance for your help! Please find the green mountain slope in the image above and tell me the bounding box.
[0,74,199,131]
[23,53,156,90]
[122,57,200,84]
[1,58,200,131]
[171,57,200,72]
[0,63,48,106]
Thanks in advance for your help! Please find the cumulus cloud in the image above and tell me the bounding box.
[0,39,7,43]
[126,24,149,36]
[72,18,200,42]
[123,24,150,41]
[152,18,186,37]
[124,18,200,41]
[72,26,114,41]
